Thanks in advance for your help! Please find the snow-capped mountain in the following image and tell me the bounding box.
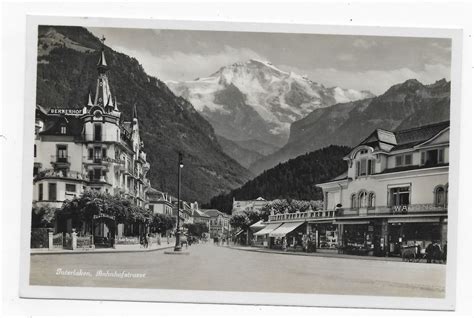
[167,59,374,151]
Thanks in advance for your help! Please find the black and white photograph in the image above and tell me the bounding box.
[8,8,468,312]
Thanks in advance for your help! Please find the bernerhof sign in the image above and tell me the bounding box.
[48,108,83,115]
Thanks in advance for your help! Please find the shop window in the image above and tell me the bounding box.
[368,192,376,208]
[48,183,57,201]
[390,186,410,206]
[350,194,357,209]
[66,184,76,193]
[434,186,446,207]
[38,184,43,201]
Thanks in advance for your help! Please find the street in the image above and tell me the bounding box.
[30,243,445,298]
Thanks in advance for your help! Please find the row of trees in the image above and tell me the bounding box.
[32,190,176,235]
[207,145,350,213]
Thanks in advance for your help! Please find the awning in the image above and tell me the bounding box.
[334,220,370,225]
[269,222,304,238]
[253,223,282,236]
[250,220,265,229]
[233,230,244,236]
[388,217,441,224]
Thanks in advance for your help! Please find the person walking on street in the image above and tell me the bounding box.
[426,241,434,263]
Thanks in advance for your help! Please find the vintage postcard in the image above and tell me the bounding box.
[19,15,463,310]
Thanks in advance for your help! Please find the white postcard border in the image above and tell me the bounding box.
[19,14,464,311]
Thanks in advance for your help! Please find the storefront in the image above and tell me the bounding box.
[268,222,305,251]
[253,223,282,247]
[387,217,444,256]
[336,220,384,256]
[308,222,339,251]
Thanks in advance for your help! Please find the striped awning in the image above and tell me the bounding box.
[253,223,282,236]
[268,222,304,238]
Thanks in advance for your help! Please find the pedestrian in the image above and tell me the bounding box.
[432,241,442,264]
[426,241,434,263]
[442,242,447,263]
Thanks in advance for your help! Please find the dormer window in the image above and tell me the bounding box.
[395,154,413,167]
[421,149,444,166]
[356,158,375,177]
[60,125,66,134]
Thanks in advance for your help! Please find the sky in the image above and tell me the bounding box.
[88,27,451,95]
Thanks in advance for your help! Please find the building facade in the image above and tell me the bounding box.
[33,44,151,236]
[232,197,268,216]
[202,209,231,239]
[260,121,449,257]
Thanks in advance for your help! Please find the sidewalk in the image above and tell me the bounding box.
[225,245,408,263]
[31,241,176,255]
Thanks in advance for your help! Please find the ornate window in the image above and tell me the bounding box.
[350,194,357,209]
[358,191,368,208]
[368,192,376,208]
[434,185,446,207]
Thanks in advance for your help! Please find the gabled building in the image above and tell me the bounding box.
[146,188,174,216]
[33,41,151,237]
[262,121,449,257]
[201,209,231,239]
[232,197,268,216]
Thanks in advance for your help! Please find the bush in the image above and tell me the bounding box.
[31,228,53,248]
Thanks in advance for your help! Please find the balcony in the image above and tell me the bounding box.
[35,169,86,181]
[340,204,447,217]
[82,156,111,166]
[51,155,70,168]
[268,210,336,222]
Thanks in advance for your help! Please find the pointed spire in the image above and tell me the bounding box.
[114,96,119,111]
[87,92,93,106]
[133,103,138,120]
[97,35,108,73]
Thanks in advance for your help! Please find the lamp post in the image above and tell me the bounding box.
[174,152,184,252]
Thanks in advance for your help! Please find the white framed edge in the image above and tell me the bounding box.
[19,14,464,311]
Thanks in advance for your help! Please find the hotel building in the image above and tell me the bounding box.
[258,121,449,256]
[33,43,151,235]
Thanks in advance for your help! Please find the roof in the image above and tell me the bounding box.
[193,209,210,218]
[201,209,229,218]
[392,121,450,151]
[350,121,450,155]
[39,115,84,137]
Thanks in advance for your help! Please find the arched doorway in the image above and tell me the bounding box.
[92,214,116,248]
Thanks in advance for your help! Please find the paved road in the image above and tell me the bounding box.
[30,243,445,298]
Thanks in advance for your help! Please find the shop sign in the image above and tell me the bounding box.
[48,108,83,116]
[392,205,409,214]
[93,213,115,220]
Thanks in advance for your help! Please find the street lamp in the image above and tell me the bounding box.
[174,152,184,252]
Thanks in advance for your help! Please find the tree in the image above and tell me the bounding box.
[229,214,250,232]
[150,213,176,234]
[183,222,208,237]
[31,204,57,228]
[58,190,152,233]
